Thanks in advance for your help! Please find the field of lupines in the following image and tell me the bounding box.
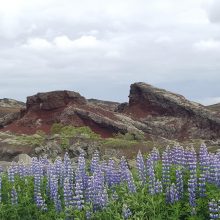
[0,144,220,219]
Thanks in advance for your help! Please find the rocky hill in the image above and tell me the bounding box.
[1,83,220,141]
[0,98,25,128]
[207,103,220,115]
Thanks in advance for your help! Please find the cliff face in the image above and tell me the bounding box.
[118,82,220,140]
[1,83,220,141]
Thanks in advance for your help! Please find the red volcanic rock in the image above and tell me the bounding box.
[27,91,87,111]
[117,82,220,140]
[1,83,220,141]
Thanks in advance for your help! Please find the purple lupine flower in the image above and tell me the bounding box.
[166,183,179,204]
[162,151,171,189]
[136,150,146,184]
[122,204,132,219]
[199,143,209,179]
[54,156,64,182]
[173,145,185,166]
[90,150,100,173]
[150,147,160,162]
[63,153,74,190]
[155,179,163,194]
[36,192,47,211]
[49,174,62,212]
[34,162,43,203]
[18,161,25,178]
[8,166,15,183]
[106,159,121,187]
[209,199,219,219]
[86,165,108,211]
[176,169,183,199]
[120,156,129,182]
[198,173,206,197]
[77,152,88,190]
[188,177,196,208]
[86,210,92,220]
[85,176,93,203]
[11,187,18,205]
[100,186,108,208]
[63,177,74,209]
[93,168,107,211]
[73,169,84,210]
[34,172,41,201]
[125,168,136,193]
[187,147,197,212]
[208,154,219,185]
[147,156,155,195]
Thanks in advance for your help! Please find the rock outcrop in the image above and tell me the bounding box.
[1,83,220,141]
[0,98,25,128]
[26,90,86,111]
[118,82,220,139]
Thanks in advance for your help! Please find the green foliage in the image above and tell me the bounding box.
[15,133,45,146]
[60,137,69,150]
[51,124,100,140]
[50,123,64,135]
[0,161,220,219]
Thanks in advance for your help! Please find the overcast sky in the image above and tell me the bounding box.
[0,0,220,105]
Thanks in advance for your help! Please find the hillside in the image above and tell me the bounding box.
[207,103,220,115]
[0,98,25,128]
[1,83,219,141]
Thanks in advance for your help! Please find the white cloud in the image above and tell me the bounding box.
[54,35,99,49]
[207,0,220,23]
[0,0,219,104]
[23,35,101,51]
[193,39,220,51]
[23,38,52,50]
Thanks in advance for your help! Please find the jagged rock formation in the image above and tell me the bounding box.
[1,83,220,140]
[117,82,220,139]
[0,99,25,128]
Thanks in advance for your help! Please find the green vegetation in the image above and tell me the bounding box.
[51,123,100,139]
[0,145,220,220]
[14,133,45,146]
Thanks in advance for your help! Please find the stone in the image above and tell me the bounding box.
[13,154,32,164]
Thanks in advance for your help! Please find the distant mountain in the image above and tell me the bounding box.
[0,98,25,127]
[206,103,220,115]
[1,83,219,141]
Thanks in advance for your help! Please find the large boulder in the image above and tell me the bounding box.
[27,90,87,111]
[13,153,32,164]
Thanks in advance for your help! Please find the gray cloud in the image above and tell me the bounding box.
[0,0,219,105]
[208,0,220,23]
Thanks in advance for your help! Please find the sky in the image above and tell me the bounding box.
[0,0,220,105]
